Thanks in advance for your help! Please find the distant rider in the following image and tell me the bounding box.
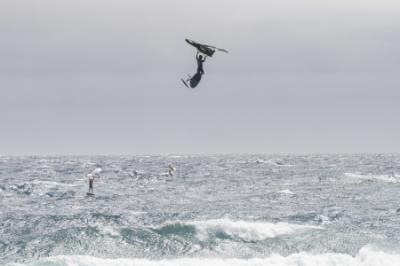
[168,164,176,176]
[196,52,206,75]
[88,175,94,193]
[87,167,101,194]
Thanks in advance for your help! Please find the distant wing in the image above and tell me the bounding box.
[88,167,102,178]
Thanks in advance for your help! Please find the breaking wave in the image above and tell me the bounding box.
[165,218,322,241]
[9,246,400,266]
[344,173,400,183]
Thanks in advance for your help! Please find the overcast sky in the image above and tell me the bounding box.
[1,0,399,155]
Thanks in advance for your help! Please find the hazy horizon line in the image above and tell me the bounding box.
[1,152,399,157]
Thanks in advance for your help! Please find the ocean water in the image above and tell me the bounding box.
[1,154,400,266]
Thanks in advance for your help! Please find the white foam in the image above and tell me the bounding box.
[186,218,321,241]
[31,180,78,187]
[344,173,400,183]
[159,172,171,177]
[98,225,120,237]
[264,160,294,167]
[14,246,400,266]
[279,189,295,195]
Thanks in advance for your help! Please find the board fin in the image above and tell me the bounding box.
[181,79,189,88]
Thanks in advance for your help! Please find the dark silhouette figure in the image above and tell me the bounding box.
[196,52,206,75]
[88,176,94,193]
[181,52,207,89]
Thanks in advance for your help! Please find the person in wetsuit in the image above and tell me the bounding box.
[196,52,206,75]
[86,167,102,195]
[88,175,94,193]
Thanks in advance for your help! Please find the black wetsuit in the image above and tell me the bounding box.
[197,55,206,75]
[89,178,94,193]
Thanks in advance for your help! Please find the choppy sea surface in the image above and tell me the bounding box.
[1,154,400,266]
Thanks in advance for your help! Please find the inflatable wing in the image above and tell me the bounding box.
[185,39,228,57]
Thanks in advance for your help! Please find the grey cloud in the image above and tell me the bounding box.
[1,0,399,154]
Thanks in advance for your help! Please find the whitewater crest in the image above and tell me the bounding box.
[179,218,322,241]
[10,246,400,266]
[344,172,400,183]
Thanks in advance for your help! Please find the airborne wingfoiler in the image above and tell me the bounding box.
[181,39,228,89]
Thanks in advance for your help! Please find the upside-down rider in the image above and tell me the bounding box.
[180,50,209,88]
[196,52,206,75]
